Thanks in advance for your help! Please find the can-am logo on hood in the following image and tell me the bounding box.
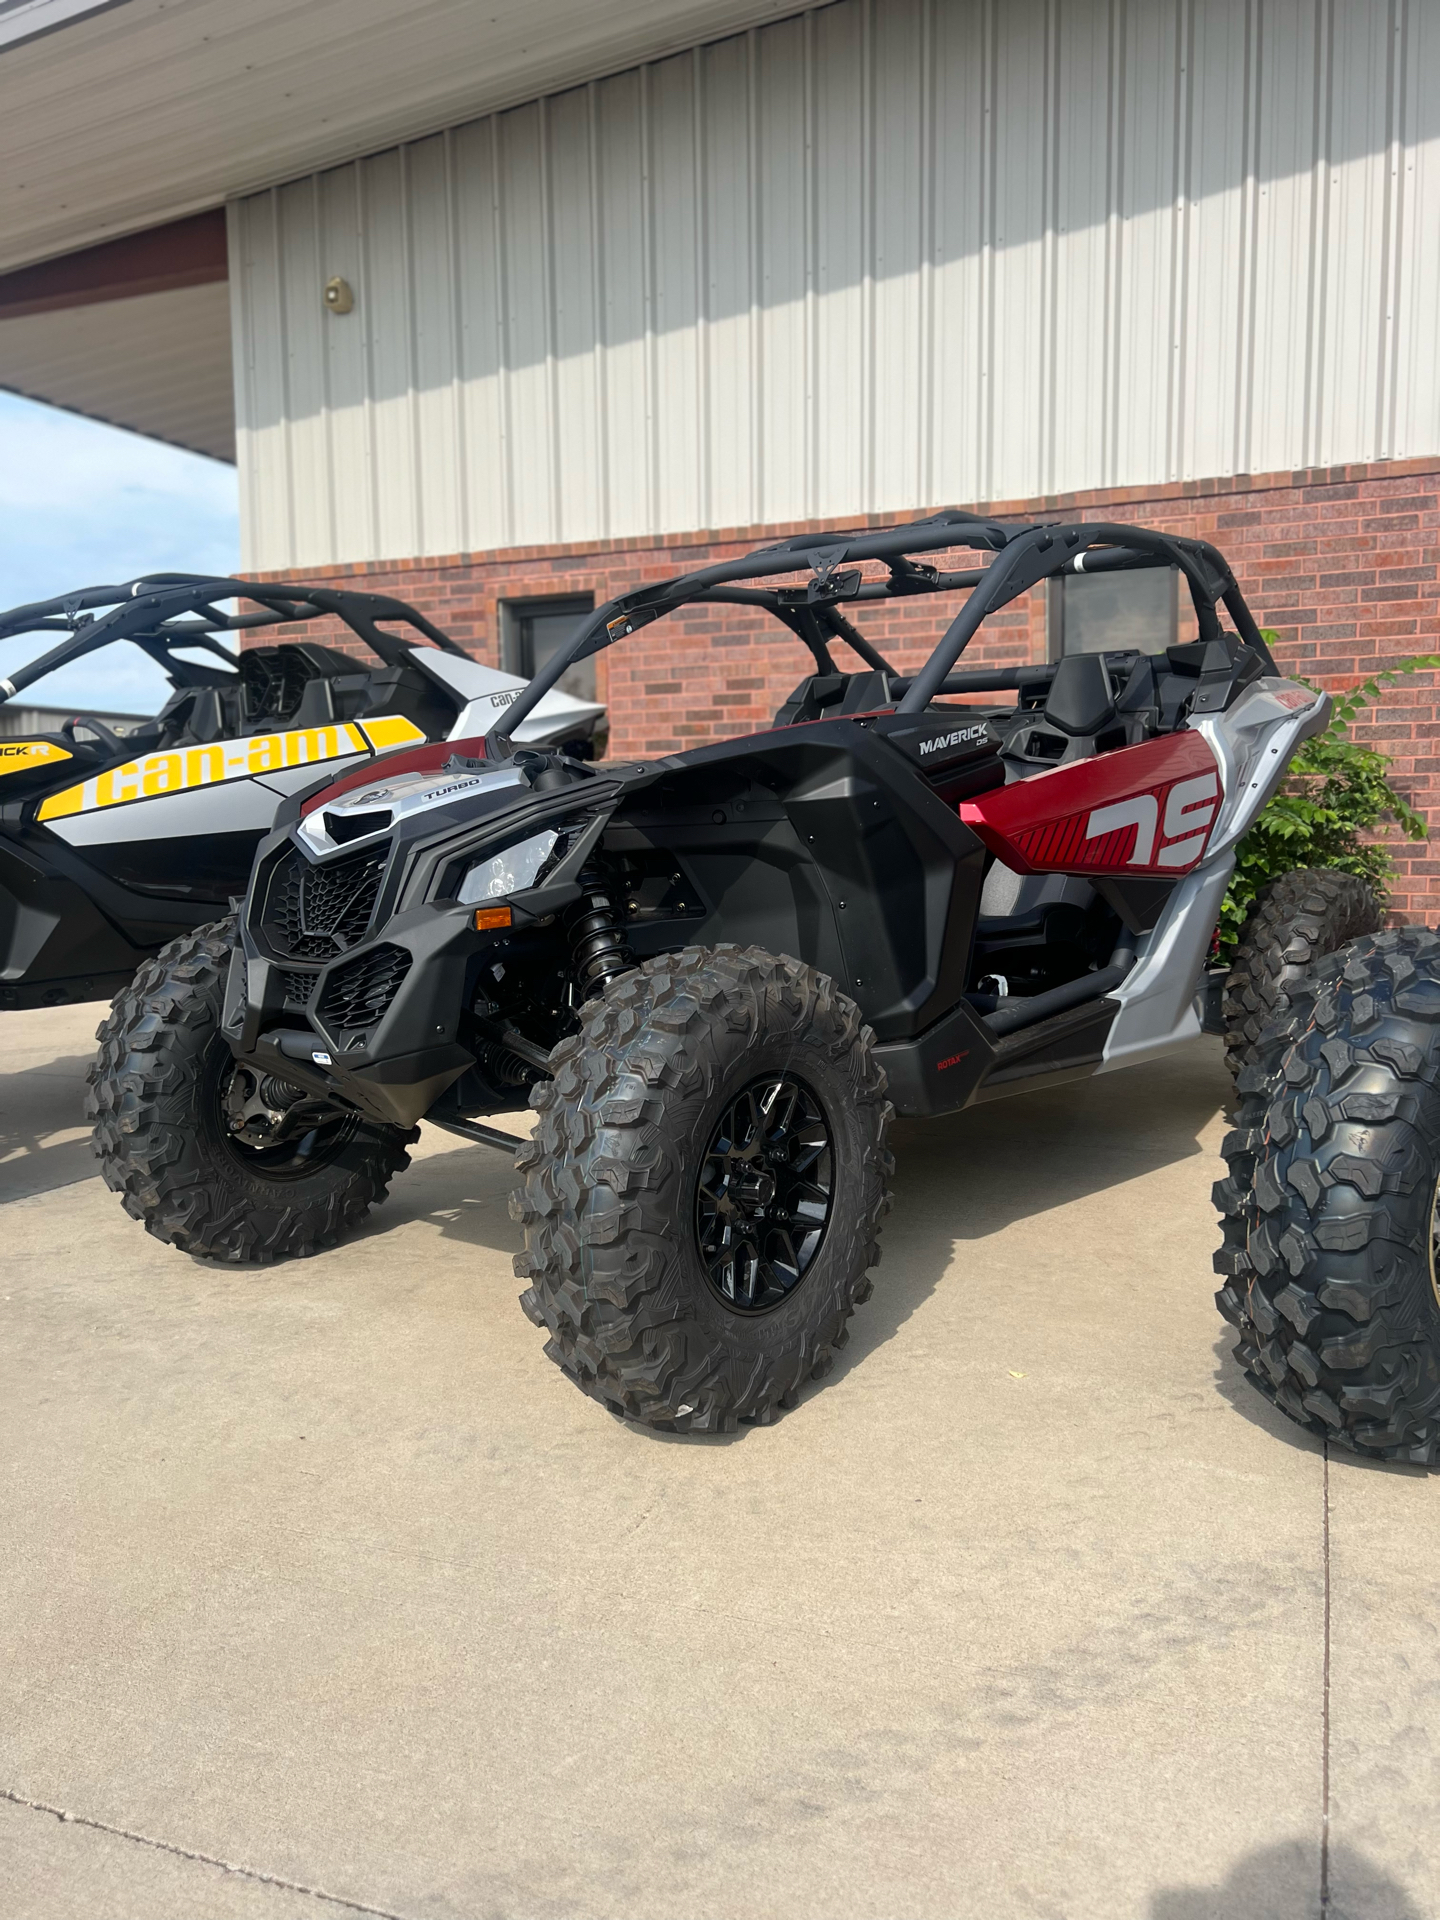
[918,724,988,757]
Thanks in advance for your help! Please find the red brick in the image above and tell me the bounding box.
[250,454,1440,918]
[1361,513,1422,534]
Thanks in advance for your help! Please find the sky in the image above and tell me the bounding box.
[0,392,240,714]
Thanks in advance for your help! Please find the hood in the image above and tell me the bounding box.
[296,759,535,857]
[404,648,605,746]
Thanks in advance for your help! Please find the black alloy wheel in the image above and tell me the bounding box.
[696,1074,834,1313]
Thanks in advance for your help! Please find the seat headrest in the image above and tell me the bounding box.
[1043,653,1116,736]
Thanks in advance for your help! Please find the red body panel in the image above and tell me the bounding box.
[298,735,487,816]
[959,731,1222,878]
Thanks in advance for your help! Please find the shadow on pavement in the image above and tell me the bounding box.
[889,1044,1227,1240]
[1211,1323,1434,1478]
[1208,1331,1327,1460]
[0,1052,96,1202]
[1150,1838,1421,1919]
[834,1045,1228,1378]
[389,1045,1229,1439]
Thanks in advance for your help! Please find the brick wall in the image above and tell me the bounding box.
[255,456,1440,919]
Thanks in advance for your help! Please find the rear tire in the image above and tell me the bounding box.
[87,918,415,1261]
[1222,868,1381,1080]
[511,944,893,1432]
[1214,928,1440,1463]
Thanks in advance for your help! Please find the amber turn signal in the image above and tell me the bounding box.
[473,905,512,931]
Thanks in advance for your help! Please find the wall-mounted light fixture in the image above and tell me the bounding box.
[323,276,354,315]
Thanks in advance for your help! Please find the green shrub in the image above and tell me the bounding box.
[1215,645,1438,960]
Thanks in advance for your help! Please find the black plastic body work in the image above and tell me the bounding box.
[229,767,627,1126]
[218,509,1284,1131]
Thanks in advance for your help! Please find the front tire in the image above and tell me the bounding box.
[1214,928,1440,1462]
[87,919,416,1261]
[511,944,894,1432]
[1222,867,1381,1080]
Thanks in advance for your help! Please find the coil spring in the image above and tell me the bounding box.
[477,1042,542,1090]
[257,1073,306,1111]
[566,865,634,995]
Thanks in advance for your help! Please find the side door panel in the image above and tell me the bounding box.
[625,726,988,1044]
[958,731,1222,878]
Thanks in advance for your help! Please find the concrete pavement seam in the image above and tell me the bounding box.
[0,1786,415,1920]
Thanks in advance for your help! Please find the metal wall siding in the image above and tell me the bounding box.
[1201,6,1260,484]
[812,3,865,523]
[1397,2,1440,460]
[233,0,1440,571]
[652,59,703,535]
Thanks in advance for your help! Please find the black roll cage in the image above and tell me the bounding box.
[0,573,466,711]
[485,509,1274,751]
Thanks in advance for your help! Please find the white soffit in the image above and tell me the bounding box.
[0,279,234,458]
[0,0,821,273]
[0,0,128,54]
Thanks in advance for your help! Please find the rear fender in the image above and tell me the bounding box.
[1188,679,1330,857]
[1098,678,1330,1070]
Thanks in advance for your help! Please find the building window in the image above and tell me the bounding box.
[501,595,597,702]
[1046,566,1179,659]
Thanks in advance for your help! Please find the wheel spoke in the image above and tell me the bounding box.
[772,1228,801,1278]
[695,1071,834,1315]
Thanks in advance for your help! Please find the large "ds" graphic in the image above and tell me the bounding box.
[1084,771,1220,869]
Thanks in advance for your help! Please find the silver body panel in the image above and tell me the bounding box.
[1098,679,1331,1073]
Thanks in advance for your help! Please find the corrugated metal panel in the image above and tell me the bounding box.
[0,280,233,458]
[233,0,1440,572]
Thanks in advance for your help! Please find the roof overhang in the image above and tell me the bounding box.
[0,0,817,456]
[0,0,819,273]
[0,211,232,457]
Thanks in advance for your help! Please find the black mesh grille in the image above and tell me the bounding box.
[262,846,387,960]
[317,944,412,1036]
[279,970,317,1007]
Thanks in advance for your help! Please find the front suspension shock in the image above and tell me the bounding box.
[566,865,635,995]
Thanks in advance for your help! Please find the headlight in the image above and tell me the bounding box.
[458,829,558,904]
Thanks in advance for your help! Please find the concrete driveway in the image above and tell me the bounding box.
[2,1002,1436,1920]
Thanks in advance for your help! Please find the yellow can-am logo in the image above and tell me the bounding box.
[35,715,423,821]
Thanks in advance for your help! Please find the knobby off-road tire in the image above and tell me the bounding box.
[87,918,415,1261]
[1214,928,1440,1463]
[1222,867,1381,1080]
[511,944,894,1432]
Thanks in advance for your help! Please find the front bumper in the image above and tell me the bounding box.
[228,898,490,1128]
